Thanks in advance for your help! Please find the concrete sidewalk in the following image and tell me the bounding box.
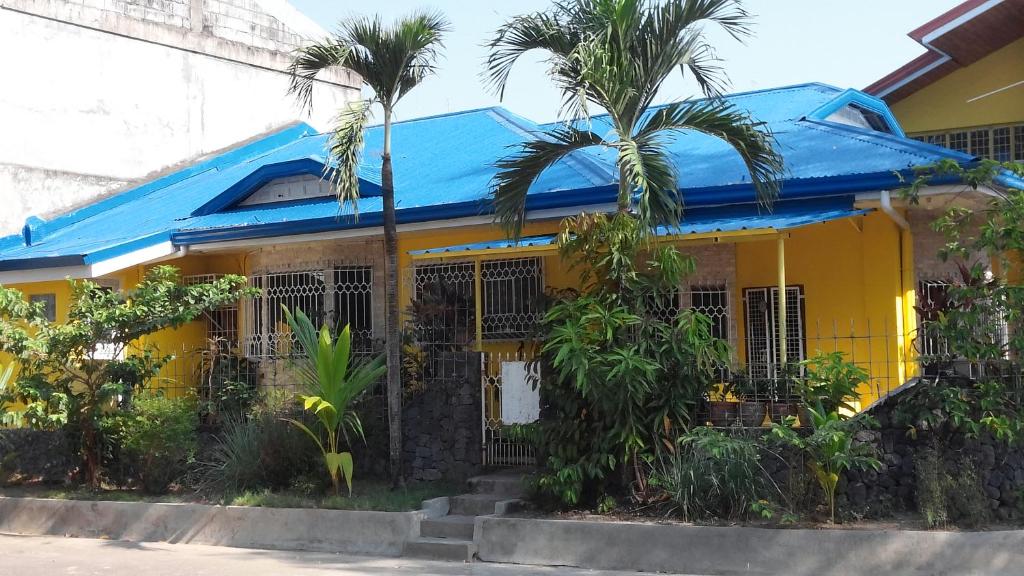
[0,534,701,576]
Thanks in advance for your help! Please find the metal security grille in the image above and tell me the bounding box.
[482,351,537,467]
[411,262,476,349]
[917,279,1008,364]
[481,257,544,340]
[185,274,240,350]
[744,286,805,379]
[687,285,730,341]
[244,266,372,358]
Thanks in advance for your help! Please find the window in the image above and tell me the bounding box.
[993,127,1012,162]
[687,285,730,341]
[411,262,476,347]
[824,104,894,134]
[245,266,372,358]
[481,258,544,340]
[29,293,56,322]
[949,131,969,154]
[185,274,239,350]
[911,123,1024,160]
[743,286,805,379]
[917,279,1008,366]
[970,129,990,157]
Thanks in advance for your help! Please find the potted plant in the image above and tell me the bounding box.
[731,374,767,428]
[707,380,737,427]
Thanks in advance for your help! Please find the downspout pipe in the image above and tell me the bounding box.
[880,190,910,231]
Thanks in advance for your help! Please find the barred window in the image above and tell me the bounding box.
[688,285,730,341]
[911,123,1024,160]
[743,286,805,379]
[411,262,476,347]
[481,258,544,340]
[185,274,239,350]
[245,267,372,358]
[917,279,1008,364]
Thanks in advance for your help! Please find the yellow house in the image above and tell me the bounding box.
[1,83,1020,465]
[865,0,1024,160]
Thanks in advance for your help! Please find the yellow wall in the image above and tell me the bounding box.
[2,209,917,412]
[890,37,1024,134]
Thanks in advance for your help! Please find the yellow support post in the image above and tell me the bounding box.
[474,257,483,352]
[777,236,787,367]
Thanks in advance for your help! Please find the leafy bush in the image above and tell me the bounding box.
[0,266,253,486]
[104,393,197,494]
[196,349,260,426]
[769,409,880,523]
[650,428,780,521]
[526,214,730,507]
[799,352,868,415]
[190,401,319,496]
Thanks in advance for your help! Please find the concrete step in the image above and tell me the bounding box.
[403,537,476,562]
[421,515,476,540]
[449,494,504,516]
[468,473,527,498]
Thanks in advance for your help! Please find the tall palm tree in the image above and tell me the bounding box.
[288,11,450,488]
[486,0,783,238]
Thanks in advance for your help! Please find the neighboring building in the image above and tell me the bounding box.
[0,0,359,236]
[865,0,1024,161]
[1,83,1020,466]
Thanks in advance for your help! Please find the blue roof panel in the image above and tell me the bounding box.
[412,196,872,255]
[0,83,1001,271]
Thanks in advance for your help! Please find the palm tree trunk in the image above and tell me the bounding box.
[381,107,404,488]
[617,164,630,213]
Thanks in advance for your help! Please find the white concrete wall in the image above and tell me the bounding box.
[0,0,358,235]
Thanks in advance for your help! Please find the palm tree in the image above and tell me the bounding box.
[288,11,450,488]
[486,0,783,238]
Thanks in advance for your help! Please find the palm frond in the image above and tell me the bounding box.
[485,11,577,100]
[615,136,682,228]
[287,39,352,114]
[635,99,783,208]
[327,99,374,215]
[492,127,607,239]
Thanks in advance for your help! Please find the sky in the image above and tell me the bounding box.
[288,0,963,124]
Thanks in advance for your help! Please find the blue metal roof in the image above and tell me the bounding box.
[411,196,872,255]
[0,82,1014,273]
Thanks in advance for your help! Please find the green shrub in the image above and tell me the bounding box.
[190,395,320,496]
[105,393,197,494]
[650,427,778,521]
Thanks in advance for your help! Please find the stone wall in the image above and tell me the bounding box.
[0,429,76,485]
[839,392,1024,522]
[402,351,482,482]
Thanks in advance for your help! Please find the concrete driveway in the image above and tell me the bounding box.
[0,534,701,575]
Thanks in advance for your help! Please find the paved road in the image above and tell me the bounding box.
[0,534,699,575]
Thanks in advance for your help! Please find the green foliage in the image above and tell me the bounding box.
[0,266,254,486]
[103,393,197,494]
[527,213,729,507]
[768,408,880,523]
[282,308,386,495]
[650,427,782,521]
[913,444,991,529]
[486,0,782,238]
[798,351,868,415]
[0,362,22,428]
[897,160,1024,444]
[195,348,260,426]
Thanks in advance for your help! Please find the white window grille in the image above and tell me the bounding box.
[910,123,1024,160]
[185,274,240,350]
[917,279,1008,363]
[481,257,544,340]
[411,258,544,344]
[244,266,373,358]
[743,286,805,379]
[686,284,730,342]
